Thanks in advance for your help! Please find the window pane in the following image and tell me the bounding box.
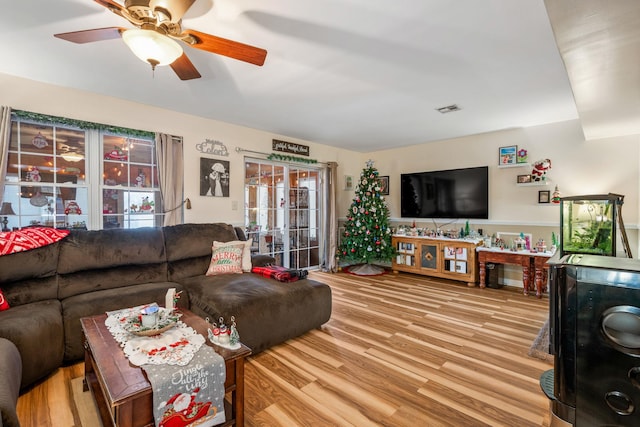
[57,127,86,177]
[127,138,154,164]
[129,165,152,188]
[11,123,55,155]
[104,162,128,186]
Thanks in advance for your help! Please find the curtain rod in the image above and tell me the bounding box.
[235,147,329,166]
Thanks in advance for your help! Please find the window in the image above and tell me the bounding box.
[102,135,162,229]
[3,114,163,230]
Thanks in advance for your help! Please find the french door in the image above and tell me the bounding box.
[244,159,323,269]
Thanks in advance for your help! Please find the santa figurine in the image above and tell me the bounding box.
[531,159,551,182]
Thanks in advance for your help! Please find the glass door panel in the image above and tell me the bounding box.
[244,160,322,269]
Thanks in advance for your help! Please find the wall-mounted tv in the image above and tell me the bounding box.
[400,166,489,219]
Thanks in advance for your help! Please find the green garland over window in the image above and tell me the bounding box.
[267,153,318,164]
[12,109,155,139]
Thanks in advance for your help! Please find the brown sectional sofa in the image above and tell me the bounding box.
[0,223,332,427]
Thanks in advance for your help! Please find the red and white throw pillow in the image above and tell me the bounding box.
[0,227,70,256]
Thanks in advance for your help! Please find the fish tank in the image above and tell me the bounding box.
[560,194,623,257]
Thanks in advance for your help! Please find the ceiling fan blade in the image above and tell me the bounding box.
[54,27,124,44]
[185,29,267,66]
[170,53,201,80]
[151,0,195,23]
[94,0,126,18]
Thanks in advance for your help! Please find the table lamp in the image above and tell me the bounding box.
[0,202,16,231]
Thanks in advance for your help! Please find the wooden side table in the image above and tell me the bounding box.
[81,309,251,427]
[477,248,552,298]
[477,249,533,295]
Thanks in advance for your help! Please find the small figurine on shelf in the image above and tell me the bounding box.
[229,316,240,347]
[536,238,547,253]
[206,317,220,344]
[165,289,182,313]
[531,159,552,182]
[552,186,561,204]
[173,291,182,310]
[217,317,230,346]
[551,231,559,253]
[206,316,241,349]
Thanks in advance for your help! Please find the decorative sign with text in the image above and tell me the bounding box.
[272,139,309,156]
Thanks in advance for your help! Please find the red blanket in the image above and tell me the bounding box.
[251,265,308,282]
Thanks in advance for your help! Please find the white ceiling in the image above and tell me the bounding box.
[0,0,605,152]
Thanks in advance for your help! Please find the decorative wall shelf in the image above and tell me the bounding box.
[517,181,550,187]
[498,163,530,169]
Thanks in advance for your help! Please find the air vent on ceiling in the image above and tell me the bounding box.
[435,104,461,114]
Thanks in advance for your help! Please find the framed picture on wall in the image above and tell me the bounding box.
[539,190,550,204]
[200,158,230,197]
[517,174,532,184]
[499,145,517,165]
[344,175,354,191]
[378,176,389,195]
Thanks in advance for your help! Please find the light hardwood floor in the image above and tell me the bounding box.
[17,270,552,426]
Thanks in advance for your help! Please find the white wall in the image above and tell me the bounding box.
[367,120,640,285]
[0,73,359,227]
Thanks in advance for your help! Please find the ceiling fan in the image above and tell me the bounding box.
[54,0,267,80]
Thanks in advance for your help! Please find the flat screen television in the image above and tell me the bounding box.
[400,166,489,219]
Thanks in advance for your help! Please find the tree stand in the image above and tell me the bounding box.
[348,263,385,276]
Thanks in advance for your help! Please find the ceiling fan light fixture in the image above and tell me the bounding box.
[122,28,182,68]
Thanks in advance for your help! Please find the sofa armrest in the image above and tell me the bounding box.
[0,338,21,427]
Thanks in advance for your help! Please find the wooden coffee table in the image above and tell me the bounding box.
[80,308,252,427]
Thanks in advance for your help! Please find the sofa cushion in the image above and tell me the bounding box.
[182,274,332,354]
[58,227,166,274]
[0,241,61,306]
[0,338,21,427]
[58,263,168,300]
[164,223,239,281]
[0,300,63,388]
[61,281,190,362]
[57,227,168,299]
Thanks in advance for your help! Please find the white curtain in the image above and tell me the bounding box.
[0,106,11,203]
[321,161,339,272]
[155,133,184,226]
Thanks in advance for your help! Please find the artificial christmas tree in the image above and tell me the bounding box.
[338,160,395,275]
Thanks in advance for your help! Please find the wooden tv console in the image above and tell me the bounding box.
[391,235,481,286]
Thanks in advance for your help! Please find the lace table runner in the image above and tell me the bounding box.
[105,305,205,366]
